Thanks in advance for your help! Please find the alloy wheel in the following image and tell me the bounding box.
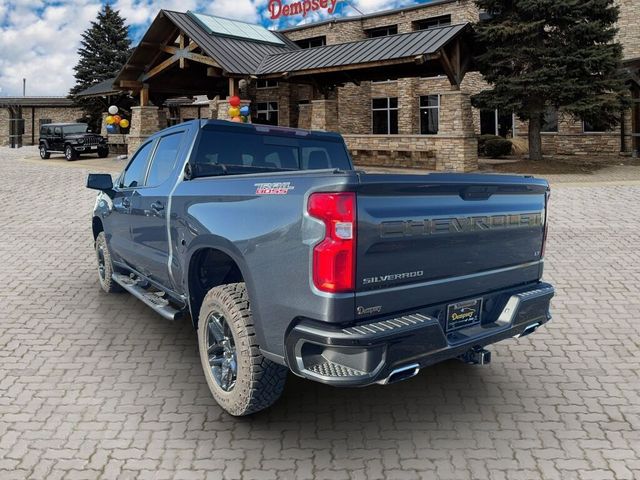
[205,312,237,392]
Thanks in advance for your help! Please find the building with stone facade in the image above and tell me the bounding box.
[0,97,84,147]
[5,0,638,170]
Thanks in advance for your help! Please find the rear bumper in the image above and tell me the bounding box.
[284,282,554,386]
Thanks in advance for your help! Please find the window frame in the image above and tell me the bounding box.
[118,139,158,190]
[371,97,399,135]
[419,94,440,135]
[541,107,559,134]
[413,14,452,31]
[294,36,326,49]
[256,79,279,89]
[255,101,279,126]
[365,24,398,38]
[583,119,609,134]
[144,130,186,188]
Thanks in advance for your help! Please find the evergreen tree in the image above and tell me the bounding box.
[70,4,132,131]
[472,0,629,160]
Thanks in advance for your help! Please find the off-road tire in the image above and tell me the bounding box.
[95,232,121,293]
[39,144,50,159]
[198,283,287,416]
[98,147,109,158]
[65,144,78,161]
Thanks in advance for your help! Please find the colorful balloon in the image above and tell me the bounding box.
[230,116,242,123]
[113,115,122,124]
[228,107,240,118]
[106,124,117,133]
[228,96,241,107]
[241,115,248,123]
[108,105,118,115]
[239,105,250,116]
[119,119,129,128]
[105,115,115,125]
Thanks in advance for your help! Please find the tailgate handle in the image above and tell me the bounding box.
[460,186,496,200]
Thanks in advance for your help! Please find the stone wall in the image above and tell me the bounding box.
[310,99,338,131]
[513,109,633,157]
[282,0,480,44]
[616,0,640,60]
[344,134,476,171]
[0,108,10,147]
[0,106,84,146]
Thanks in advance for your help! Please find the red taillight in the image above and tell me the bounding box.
[308,192,356,293]
[541,191,550,258]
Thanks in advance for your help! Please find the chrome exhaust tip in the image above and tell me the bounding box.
[377,363,420,385]
[515,322,541,339]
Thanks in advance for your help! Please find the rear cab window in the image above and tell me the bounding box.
[191,125,352,178]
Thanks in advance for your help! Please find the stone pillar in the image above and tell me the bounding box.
[215,99,252,122]
[100,112,108,136]
[436,90,478,171]
[298,103,312,129]
[397,78,418,134]
[311,99,338,132]
[127,106,161,155]
[208,98,219,119]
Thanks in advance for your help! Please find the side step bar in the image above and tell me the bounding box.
[112,273,184,321]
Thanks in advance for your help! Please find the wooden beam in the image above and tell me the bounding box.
[179,34,186,69]
[184,52,222,69]
[140,84,149,106]
[120,80,142,89]
[263,57,417,80]
[140,54,179,82]
[188,41,198,52]
[439,48,460,88]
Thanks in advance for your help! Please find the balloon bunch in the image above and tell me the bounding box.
[105,105,129,133]
[227,96,250,123]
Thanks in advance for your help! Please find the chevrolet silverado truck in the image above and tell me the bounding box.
[87,120,554,416]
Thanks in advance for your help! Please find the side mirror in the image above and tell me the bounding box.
[87,173,113,191]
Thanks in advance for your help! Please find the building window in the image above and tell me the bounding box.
[365,25,398,38]
[420,95,439,134]
[294,36,326,49]
[541,107,558,133]
[372,97,398,134]
[255,102,278,126]
[413,15,452,30]
[256,79,278,89]
[480,109,513,137]
[583,119,609,133]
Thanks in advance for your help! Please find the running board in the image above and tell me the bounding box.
[112,273,184,321]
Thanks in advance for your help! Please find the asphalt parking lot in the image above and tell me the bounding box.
[1,147,639,480]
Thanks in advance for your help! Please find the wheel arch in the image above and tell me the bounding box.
[186,246,253,329]
[92,216,104,241]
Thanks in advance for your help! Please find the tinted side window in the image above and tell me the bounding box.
[54,127,62,135]
[146,131,185,187]
[122,141,154,188]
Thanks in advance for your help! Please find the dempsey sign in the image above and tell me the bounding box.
[268,0,339,19]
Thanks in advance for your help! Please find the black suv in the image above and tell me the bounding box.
[39,123,108,160]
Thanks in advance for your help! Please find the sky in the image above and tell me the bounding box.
[0,0,423,97]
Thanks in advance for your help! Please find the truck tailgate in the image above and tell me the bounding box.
[355,173,548,317]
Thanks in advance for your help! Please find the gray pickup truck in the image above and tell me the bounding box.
[87,120,554,416]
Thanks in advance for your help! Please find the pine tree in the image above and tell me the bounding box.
[472,0,629,160]
[70,4,132,131]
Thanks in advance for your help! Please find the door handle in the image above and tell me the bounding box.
[151,201,165,212]
[122,197,130,208]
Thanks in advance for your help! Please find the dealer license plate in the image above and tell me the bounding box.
[446,297,483,332]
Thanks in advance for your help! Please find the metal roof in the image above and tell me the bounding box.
[188,12,284,45]
[162,10,296,75]
[257,23,468,75]
[0,97,75,107]
[74,78,119,98]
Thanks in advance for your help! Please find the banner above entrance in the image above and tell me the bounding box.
[268,0,339,20]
